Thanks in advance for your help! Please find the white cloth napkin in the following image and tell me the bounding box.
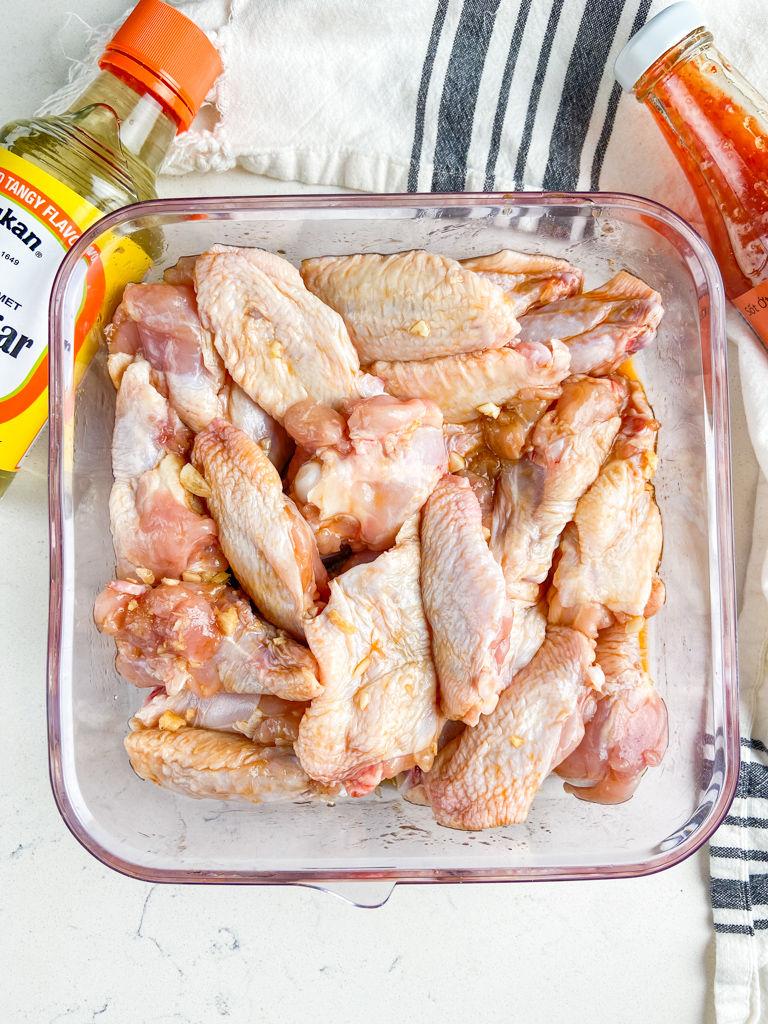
[37,2,768,1019]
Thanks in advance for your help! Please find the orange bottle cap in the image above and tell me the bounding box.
[99,0,222,133]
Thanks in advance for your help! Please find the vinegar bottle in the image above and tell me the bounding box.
[0,0,221,499]
[615,2,768,347]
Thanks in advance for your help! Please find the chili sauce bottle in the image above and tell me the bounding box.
[615,2,768,348]
[0,0,221,498]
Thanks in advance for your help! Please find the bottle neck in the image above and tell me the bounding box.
[632,26,768,294]
[634,28,714,100]
[66,69,178,180]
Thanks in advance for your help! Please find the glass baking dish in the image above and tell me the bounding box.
[48,192,738,905]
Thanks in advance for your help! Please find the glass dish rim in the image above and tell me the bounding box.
[47,189,739,888]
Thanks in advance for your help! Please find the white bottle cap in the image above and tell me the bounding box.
[614,2,707,93]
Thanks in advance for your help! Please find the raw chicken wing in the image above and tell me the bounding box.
[288,395,447,554]
[109,360,223,583]
[193,419,326,639]
[194,245,381,421]
[110,453,226,584]
[421,475,510,725]
[111,357,191,481]
[516,271,664,375]
[370,339,571,423]
[295,518,440,796]
[131,687,307,747]
[491,375,626,602]
[548,378,663,635]
[423,627,603,829]
[300,249,520,362]
[460,249,583,316]
[125,727,337,803]
[107,281,225,432]
[94,579,321,701]
[556,623,668,803]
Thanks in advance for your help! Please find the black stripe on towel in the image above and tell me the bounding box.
[714,923,754,936]
[743,737,768,755]
[513,0,565,190]
[408,0,450,192]
[590,0,652,188]
[542,0,627,191]
[724,816,768,830]
[714,920,768,935]
[737,761,768,800]
[432,0,502,192]
[707,757,768,800]
[483,0,533,191]
[710,875,768,910]
[711,847,768,862]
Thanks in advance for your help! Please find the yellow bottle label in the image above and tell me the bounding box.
[0,148,150,472]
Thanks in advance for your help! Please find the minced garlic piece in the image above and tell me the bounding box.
[127,599,139,612]
[135,567,155,586]
[215,605,240,636]
[179,463,212,499]
[182,571,202,583]
[510,735,524,748]
[353,654,372,679]
[409,319,431,337]
[448,451,466,473]
[159,711,187,732]
[482,526,491,541]
[329,610,357,635]
[271,635,288,647]
[477,402,501,419]
[161,578,180,586]
[355,689,371,710]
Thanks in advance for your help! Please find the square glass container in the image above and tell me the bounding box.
[48,193,738,905]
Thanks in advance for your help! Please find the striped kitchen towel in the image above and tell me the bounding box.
[710,309,768,1024]
[38,2,768,1020]
[39,0,706,235]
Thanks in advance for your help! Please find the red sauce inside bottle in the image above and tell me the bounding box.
[643,47,768,302]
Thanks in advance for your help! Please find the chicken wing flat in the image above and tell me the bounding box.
[516,271,664,375]
[194,245,380,421]
[460,250,583,316]
[125,727,337,803]
[288,395,447,554]
[192,418,327,639]
[107,281,225,433]
[491,375,626,603]
[94,579,322,701]
[556,622,668,804]
[295,518,440,797]
[131,688,307,747]
[423,627,603,829]
[300,249,520,362]
[370,339,571,424]
[421,475,510,726]
[548,377,663,636]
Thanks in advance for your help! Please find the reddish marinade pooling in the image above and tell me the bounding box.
[635,31,768,345]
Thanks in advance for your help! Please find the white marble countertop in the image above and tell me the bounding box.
[0,3,760,1022]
